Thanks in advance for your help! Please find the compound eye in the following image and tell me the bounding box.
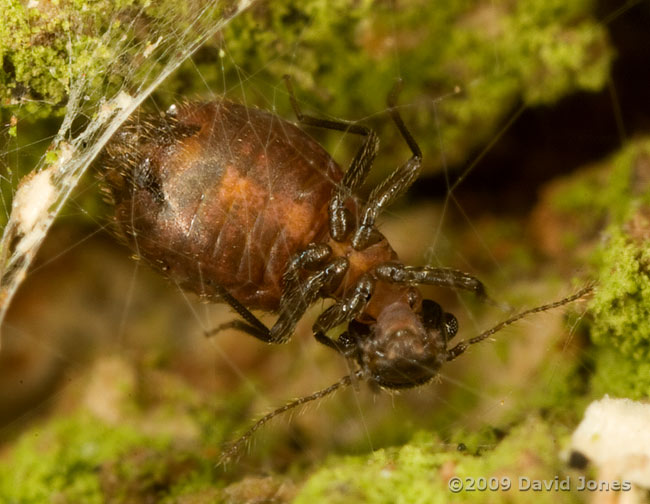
[444,313,458,340]
[421,299,443,328]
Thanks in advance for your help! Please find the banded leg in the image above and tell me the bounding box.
[375,262,488,300]
[284,76,379,241]
[282,243,333,297]
[352,80,423,250]
[270,257,348,343]
[312,274,375,353]
[206,244,345,344]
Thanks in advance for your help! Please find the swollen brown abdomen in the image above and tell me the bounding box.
[101,101,343,310]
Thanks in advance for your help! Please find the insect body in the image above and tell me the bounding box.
[101,80,498,389]
[104,100,342,311]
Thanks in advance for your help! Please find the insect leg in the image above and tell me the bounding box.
[204,319,269,341]
[204,283,272,341]
[312,274,375,353]
[328,132,379,242]
[375,263,488,300]
[283,75,379,241]
[352,80,422,250]
[282,243,333,296]
[269,257,349,344]
[205,244,333,343]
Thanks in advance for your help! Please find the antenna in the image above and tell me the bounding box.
[218,370,364,466]
[446,285,593,361]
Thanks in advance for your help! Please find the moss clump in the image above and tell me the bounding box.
[294,417,580,504]
[501,0,612,105]
[537,138,650,399]
[588,230,650,399]
[590,347,650,400]
[1,0,613,122]
[568,140,650,399]
[1,0,134,115]
[0,355,257,503]
[0,414,172,503]
[590,231,650,361]
[0,0,229,118]
[210,0,612,179]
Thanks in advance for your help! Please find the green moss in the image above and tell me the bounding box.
[2,0,131,114]
[0,0,224,117]
[590,347,650,399]
[590,232,650,360]
[0,355,263,502]
[587,231,650,398]
[170,0,612,178]
[1,0,614,228]
[0,414,168,503]
[4,0,610,122]
[553,140,650,398]
[502,0,612,105]
[295,417,580,504]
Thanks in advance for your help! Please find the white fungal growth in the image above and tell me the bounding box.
[11,168,58,257]
[571,396,650,488]
[98,91,135,122]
